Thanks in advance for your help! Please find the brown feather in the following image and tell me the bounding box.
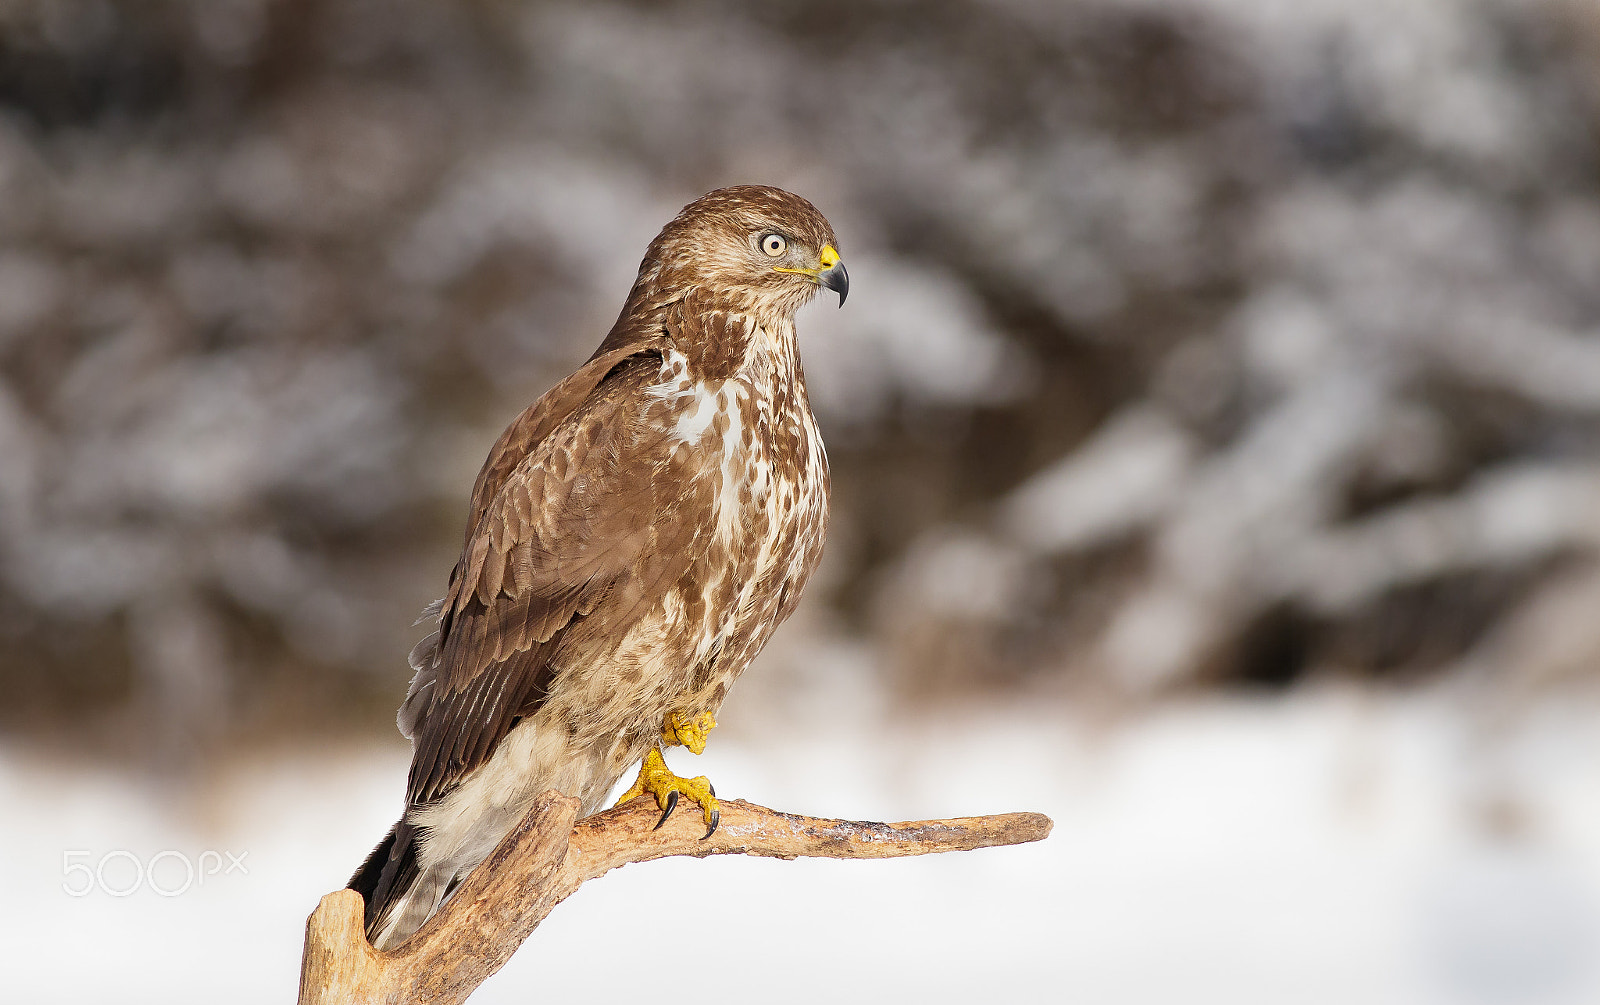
[363,186,841,948]
[404,347,707,805]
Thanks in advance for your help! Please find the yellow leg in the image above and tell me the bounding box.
[661,710,717,754]
[615,711,721,838]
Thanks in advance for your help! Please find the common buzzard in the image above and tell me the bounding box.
[349,185,847,949]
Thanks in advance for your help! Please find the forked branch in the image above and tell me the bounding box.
[298,792,1054,1005]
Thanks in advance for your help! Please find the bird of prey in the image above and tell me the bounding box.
[349,185,848,949]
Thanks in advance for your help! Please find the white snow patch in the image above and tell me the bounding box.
[7,689,1600,1004]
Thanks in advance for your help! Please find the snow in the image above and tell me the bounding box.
[7,687,1600,1004]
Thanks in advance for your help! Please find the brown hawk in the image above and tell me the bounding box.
[349,185,847,949]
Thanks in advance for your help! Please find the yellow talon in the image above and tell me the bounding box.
[615,714,722,838]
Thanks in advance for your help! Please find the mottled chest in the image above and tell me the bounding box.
[654,351,822,523]
[646,339,829,641]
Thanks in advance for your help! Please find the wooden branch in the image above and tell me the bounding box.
[299,792,1053,1005]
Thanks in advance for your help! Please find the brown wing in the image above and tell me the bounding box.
[403,340,707,806]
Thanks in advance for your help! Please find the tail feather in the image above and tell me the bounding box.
[348,820,439,949]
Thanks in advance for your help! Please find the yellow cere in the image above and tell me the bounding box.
[774,243,843,278]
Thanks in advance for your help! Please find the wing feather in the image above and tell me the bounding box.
[403,337,711,806]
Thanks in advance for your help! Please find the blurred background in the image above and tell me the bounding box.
[5,0,1600,1001]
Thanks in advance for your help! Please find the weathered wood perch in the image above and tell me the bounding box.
[298,791,1053,1004]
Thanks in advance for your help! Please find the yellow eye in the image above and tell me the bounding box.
[760,233,787,257]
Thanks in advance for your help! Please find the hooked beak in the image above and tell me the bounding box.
[817,244,849,307]
[775,243,850,307]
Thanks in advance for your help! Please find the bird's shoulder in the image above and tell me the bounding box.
[462,336,673,546]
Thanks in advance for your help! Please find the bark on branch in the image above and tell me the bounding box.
[298,792,1054,1004]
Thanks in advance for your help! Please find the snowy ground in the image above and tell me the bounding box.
[7,683,1600,1004]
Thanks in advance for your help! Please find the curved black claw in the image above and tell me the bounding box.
[702,806,720,841]
[708,782,716,798]
[654,789,679,830]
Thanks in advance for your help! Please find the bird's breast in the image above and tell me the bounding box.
[659,375,811,542]
[646,349,829,672]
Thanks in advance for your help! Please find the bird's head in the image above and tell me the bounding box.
[641,185,849,319]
